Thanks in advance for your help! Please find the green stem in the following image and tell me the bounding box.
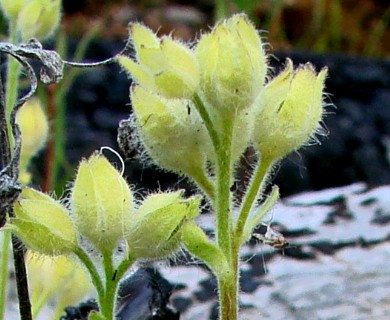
[115,256,136,283]
[74,248,104,301]
[189,168,215,201]
[218,268,238,320]
[192,93,220,151]
[215,119,234,258]
[0,232,11,320]
[31,289,53,319]
[100,253,116,319]
[235,156,273,241]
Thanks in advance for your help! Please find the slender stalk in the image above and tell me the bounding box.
[115,256,136,284]
[31,288,53,319]
[218,270,238,320]
[235,156,273,241]
[100,253,116,319]
[11,235,32,320]
[189,168,215,201]
[215,119,234,258]
[192,94,220,151]
[74,248,104,300]
[0,232,11,320]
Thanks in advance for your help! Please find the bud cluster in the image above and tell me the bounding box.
[118,13,327,180]
[5,153,200,260]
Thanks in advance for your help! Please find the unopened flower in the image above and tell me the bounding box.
[117,23,199,99]
[71,153,134,254]
[254,59,327,162]
[16,97,49,184]
[195,13,267,118]
[27,252,91,318]
[126,191,200,260]
[0,0,28,22]
[16,0,61,40]
[131,85,212,176]
[7,187,77,255]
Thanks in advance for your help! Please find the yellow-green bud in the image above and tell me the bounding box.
[131,85,212,176]
[27,252,92,316]
[254,59,327,162]
[16,98,49,184]
[6,187,77,255]
[0,0,28,22]
[16,0,61,40]
[195,13,267,118]
[126,191,200,260]
[71,153,134,254]
[117,23,199,99]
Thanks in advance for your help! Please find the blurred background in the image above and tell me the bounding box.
[2,0,390,197]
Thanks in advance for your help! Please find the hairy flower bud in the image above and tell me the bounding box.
[126,191,200,260]
[7,188,77,255]
[254,59,327,161]
[117,23,199,99]
[195,14,267,117]
[27,252,92,317]
[16,0,61,40]
[16,98,49,183]
[0,0,28,21]
[71,153,133,254]
[131,85,212,176]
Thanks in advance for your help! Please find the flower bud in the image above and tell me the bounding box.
[16,98,49,184]
[131,85,212,176]
[253,59,327,161]
[126,191,200,260]
[27,252,91,317]
[16,0,61,40]
[6,187,77,255]
[71,153,133,254]
[195,14,267,117]
[117,23,199,99]
[0,0,28,22]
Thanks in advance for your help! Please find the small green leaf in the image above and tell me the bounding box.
[183,222,229,277]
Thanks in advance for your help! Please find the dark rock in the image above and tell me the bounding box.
[194,277,218,302]
[60,299,99,320]
[171,296,192,313]
[116,268,179,320]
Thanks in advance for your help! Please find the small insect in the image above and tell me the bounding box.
[253,224,289,250]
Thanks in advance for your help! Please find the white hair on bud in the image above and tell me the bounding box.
[99,146,125,176]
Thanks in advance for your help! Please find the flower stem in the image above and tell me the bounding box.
[235,156,273,241]
[74,248,104,301]
[215,119,234,259]
[0,232,11,320]
[218,268,238,320]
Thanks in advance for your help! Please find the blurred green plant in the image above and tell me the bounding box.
[215,0,390,57]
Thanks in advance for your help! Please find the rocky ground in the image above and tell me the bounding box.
[5,183,390,319]
[159,183,390,320]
